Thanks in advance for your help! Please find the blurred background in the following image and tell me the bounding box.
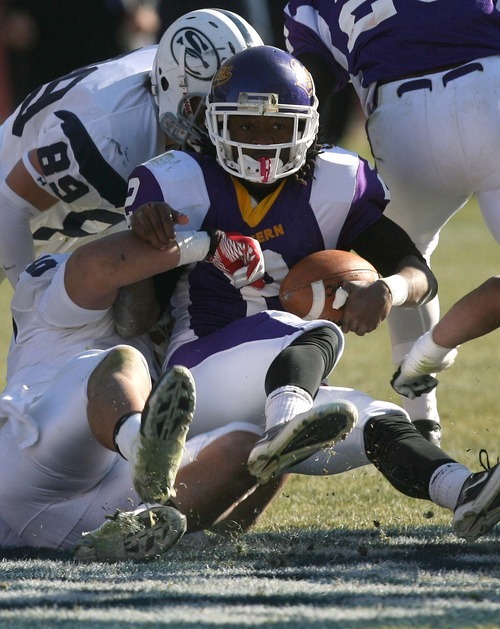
[0,1,364,138]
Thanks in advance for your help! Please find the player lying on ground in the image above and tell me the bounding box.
[0,215,285,561]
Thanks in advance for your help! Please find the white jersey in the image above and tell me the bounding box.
[1,253,154,448]
[0,46,164,253]
[6,255,125,391]
[0,338,254,549]
[0,250,261,550]
[4,254,153,402]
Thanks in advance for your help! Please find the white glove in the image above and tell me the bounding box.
[391,369,438,399]
[391,329,458,399]
[208,231,265,289]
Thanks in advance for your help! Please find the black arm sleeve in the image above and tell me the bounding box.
[296,52,339,104]
[153,267,183,312]
[350,216,427,277]
[296,52,343,145]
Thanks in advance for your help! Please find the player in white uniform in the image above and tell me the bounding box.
[284,0,500,445]
[0,8,263,288]
[0,210,289,559]
[125,47,500,542]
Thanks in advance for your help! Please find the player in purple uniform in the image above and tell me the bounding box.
[124,47,500,541]
[0,8,263,288]
[284,0,500,445]
[124,44,435,447]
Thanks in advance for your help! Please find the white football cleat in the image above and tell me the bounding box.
[247,400,357,484]
[134,365,195,505]
[73,504,186,563]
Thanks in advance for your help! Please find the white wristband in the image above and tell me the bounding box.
[400,329,458,378]
[22,153,48,191]
[176,230,210,266]
[379,275,409,307]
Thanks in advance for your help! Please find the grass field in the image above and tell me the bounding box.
[0,126,499,628]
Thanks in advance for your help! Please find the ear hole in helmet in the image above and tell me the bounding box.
[160,76,169,92]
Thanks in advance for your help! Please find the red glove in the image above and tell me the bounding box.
[207,231,265,289]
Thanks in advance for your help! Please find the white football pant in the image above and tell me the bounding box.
[0,347,260,549]
[367,55,500,421]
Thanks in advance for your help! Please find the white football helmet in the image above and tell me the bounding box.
[205,46,319,184]
[151,9,264,150]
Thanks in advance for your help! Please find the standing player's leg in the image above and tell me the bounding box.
[367,81,472,444]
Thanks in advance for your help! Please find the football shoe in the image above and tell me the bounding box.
[73,504,186,563]
[453,462,500,542]
[134,365,195,505]
[247,400,357,484]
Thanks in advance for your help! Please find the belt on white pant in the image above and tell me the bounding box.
[371,61,484,111]
[396,62,484,96]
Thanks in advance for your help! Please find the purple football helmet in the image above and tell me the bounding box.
[205,46,319,183]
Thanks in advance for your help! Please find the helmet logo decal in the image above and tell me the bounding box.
[212,65,233,89]
[290,59,314,99]
[171,28,222,80]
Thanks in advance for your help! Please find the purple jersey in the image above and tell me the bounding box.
[124,148,389,353]
[285,1,500,97]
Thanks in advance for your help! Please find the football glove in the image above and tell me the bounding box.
[390,329,458,399]
[391,368,438,399]
[207,230,265,289]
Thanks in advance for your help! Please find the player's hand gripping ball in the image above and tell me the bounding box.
[279,250,379,322]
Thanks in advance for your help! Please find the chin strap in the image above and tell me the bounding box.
[177,44,193,117]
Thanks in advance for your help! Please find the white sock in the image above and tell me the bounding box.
[428,463,471,510]
[114,412,141,466]
[264,385,313,430]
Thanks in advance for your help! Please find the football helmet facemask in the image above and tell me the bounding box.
[151,9,263,151]
[205,46,319,184]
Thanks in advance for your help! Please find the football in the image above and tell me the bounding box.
[279,250,379,322]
